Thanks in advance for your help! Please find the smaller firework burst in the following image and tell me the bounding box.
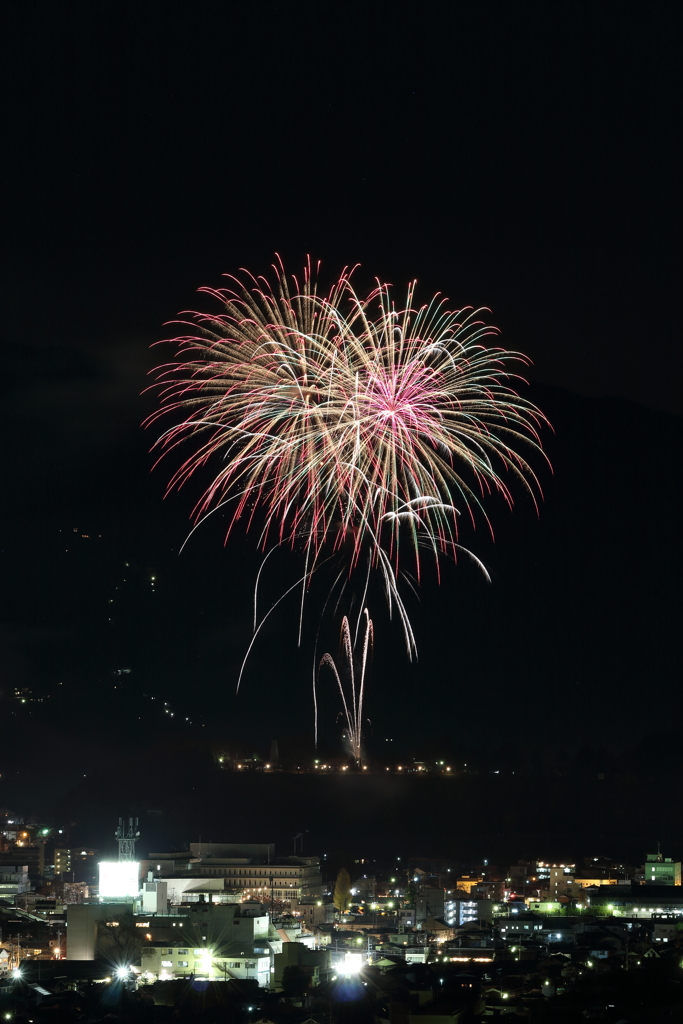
[317,610,373,766]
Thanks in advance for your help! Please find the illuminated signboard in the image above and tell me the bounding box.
[99,861,140,899]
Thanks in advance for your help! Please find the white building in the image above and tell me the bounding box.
[444,899,494,927]
[141,879,168,915]
[0,866,29,897]
[141,943,271,987]
[141,844,323,904]
[139,902,277,987]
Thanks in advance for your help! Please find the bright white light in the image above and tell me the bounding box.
[339,952,363,974]
[99,861,140,898]
[116,966,130,979]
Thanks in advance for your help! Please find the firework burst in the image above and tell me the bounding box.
[148,258,548,593]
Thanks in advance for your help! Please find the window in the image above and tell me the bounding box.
[161,960,172,967]
[178,949,188,955]
[178,960,189,967]
[163,949,172,955]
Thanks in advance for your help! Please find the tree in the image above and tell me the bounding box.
[333,868,352,915]
[97,911,143,966]
[405,880,419,906]
[281,964,311,997]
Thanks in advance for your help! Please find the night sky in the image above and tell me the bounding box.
[0,3,681,850]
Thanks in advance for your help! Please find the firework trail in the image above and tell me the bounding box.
[317,610,373,765]
[147,257,548,660]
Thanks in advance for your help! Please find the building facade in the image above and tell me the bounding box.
[645,853,682,886]
[141,843,323,903]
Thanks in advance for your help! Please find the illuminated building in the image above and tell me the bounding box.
[535,861,575,881]
[141,878,168,914]
[573,877,619,889]
[272,942,330,989]
[444,899,493,927]
[143,943,272,986]
[455,875,483,894]
[54,848,71,876]
[141,843,323,904]
[0,865,29,897]
[140,901,275,986]
[582,883,683,918]
[644,852,681,886]
[546,866,579,900]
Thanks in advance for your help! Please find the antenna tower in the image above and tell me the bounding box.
[115,817,140,862]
